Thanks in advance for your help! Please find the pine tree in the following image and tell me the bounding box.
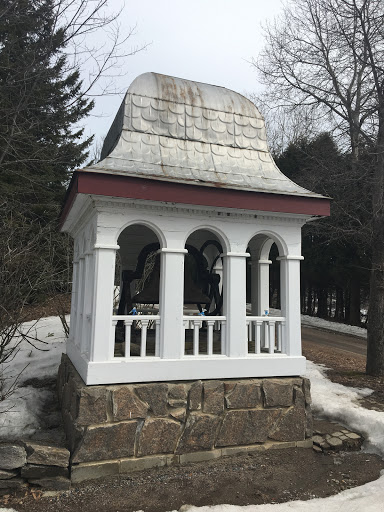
[0,0,93,221]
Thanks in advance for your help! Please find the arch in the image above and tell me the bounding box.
[183,224,230,255]
[116,219,166,249]
[246,230,288,260]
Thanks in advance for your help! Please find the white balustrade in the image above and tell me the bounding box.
[111,315,161,359]
[246,316,285,355]
[183,316,226,356]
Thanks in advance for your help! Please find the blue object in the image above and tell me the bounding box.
[129,307,138,315]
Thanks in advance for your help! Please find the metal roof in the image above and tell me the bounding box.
[85,72,323,198]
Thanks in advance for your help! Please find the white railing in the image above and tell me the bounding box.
[183,316,226,356]
[246,316,285,355]
[112,315,160,358]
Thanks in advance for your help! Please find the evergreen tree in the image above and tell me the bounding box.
[0,0,93,221]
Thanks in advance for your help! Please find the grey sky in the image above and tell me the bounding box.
[84,0,284,149]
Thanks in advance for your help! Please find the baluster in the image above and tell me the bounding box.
[124,318,134,358]
[277,322,282,352]
[155,318,161,357]
[268,321,275,354]
[247,320,253,341]
[193,319,202,355]
[140,319,149,357]
[111,320,118,360]
[264,320,269,350]
[207,320,215,355]
[220,320,226,355]
[256,320,262,354]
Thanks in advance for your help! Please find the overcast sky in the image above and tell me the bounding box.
[83,0,284,149]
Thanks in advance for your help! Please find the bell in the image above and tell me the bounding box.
[132,253,211,305]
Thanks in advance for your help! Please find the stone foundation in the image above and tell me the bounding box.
[58,355,313,482]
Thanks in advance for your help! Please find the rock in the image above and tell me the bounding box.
[112,387,149,421]
[302,378,312,405]
[312,435,324,446]
[176,413,221,453]
[28,476,71,490]
[25,441,69,468]
[30,427,67,446]
[21,464,68,479]
[168,384,187,400]
[313,445,322,453]
[203,381,224,415]
[188,381,203,411]
[170,408,187,422]
[0,478,28,495]
[346,432,361,439]
[76,387,109,425]
[72,421,138,463]
[168,398,187,408]
[327,437,344,449]
[294,387,305,407]
[263,380,293,408]
[216,409,281,447]
[305,405,313,438]
[225,381,262,409]
[135,383,168,416]
[0,444,26,470]
[269,406,306,442]
[0,469,18,480]
[137,418,182,456]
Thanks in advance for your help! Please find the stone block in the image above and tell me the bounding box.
[294,387,305,407]
[179,449,221,464]
[168,398,187,408]
[71,461,120,483]
[135,383,168,416]
[0,469,17,480]
[28,476,71,490]
[216,409,281,447]
[0,478,28,495]
[72,421,138,463]
[21,464,68,479]
[25,441,70,468]
[188,381,202,410]
[0,444,26,470]
[76,387,109,425]
[112,387,149,421]
[296,439,314,448]
[168,384,187,400]
[302,377,312,405]
[137,418,182,456]
[176,413,221,453]
[263,379,293,408]
[170,408,187,422]
[203,381,224,414]
[266,441,296,450]
[120,455,168,473]
[225,381,262,409]
[305,405,313,438]
[269,406,306,442]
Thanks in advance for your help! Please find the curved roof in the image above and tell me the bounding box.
[85,72,323,198]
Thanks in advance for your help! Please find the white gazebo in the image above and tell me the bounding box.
[60,72,330,385]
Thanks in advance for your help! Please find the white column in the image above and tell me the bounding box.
[80,252,92,355]
[159,248,187,359]
[278,255,304,356]
[75,256,85,348]
[250,258,272,315]
[223,252,250,357]
[90,244,119,362]
[69,259,79,343]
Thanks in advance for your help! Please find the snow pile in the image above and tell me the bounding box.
[0,316,67,440]
[301,315,367,339]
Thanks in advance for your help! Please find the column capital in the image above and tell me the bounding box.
[157,248,188,254]
[258,259,272,265]
[93,244,120,250]
[276,255,304,261]
[224,252,250,258]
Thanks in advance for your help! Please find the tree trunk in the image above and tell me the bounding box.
[366,121,384,376]
[349,277,361,326]
[335,285,344,321]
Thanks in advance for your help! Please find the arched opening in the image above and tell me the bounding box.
[114,224,162,357]
[246,234,285,354]
[183,229,225,356]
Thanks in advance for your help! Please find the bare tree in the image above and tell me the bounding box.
[253,0,384,375]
